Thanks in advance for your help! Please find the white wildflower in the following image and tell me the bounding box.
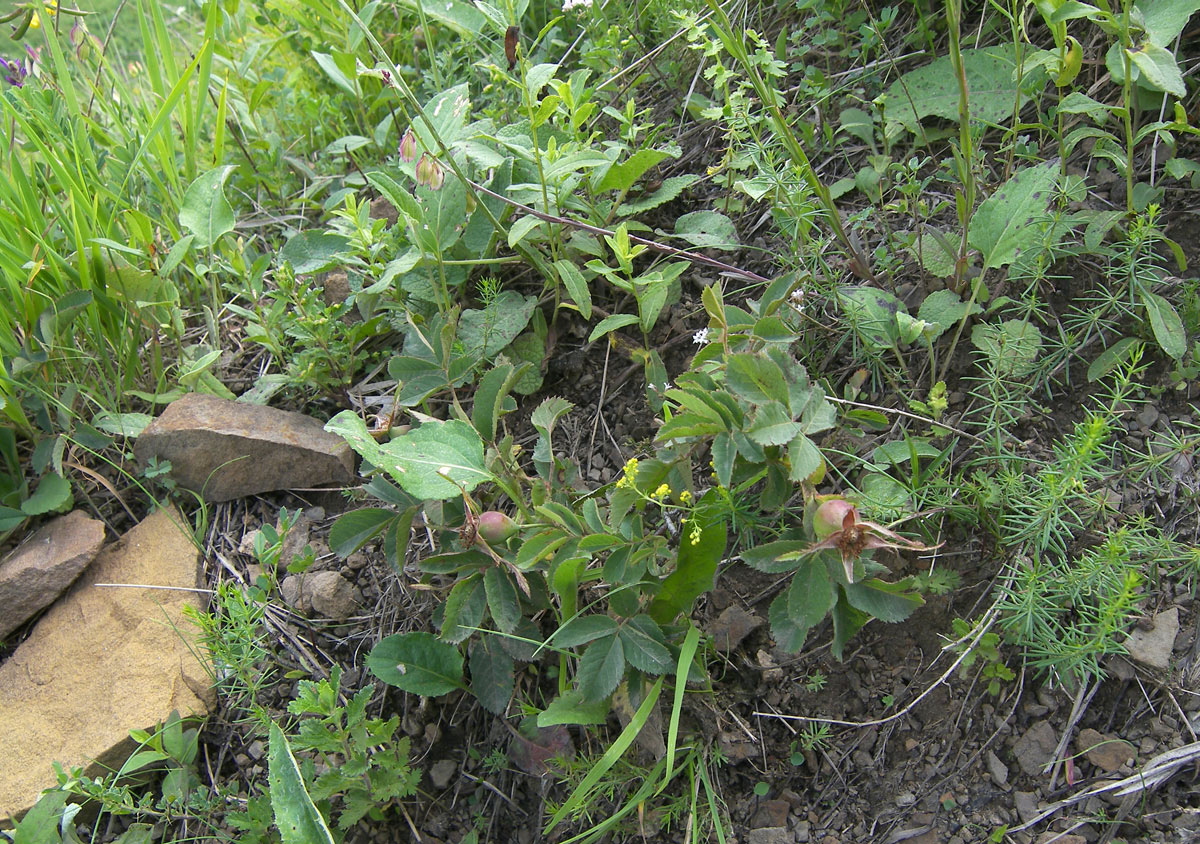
[790,287,807,313]
[692,328,709,345]
[562,0,593,11]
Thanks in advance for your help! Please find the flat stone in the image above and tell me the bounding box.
[1014,721,1058,777]
[1013,791,1040,824]
[900,832,938,844]
[0,512,105,639]
[1035,834,1085,844]
[986,750,1009,787]
[133,394,355,502]
[1124,606,1179,670]
[746,828,792,844]
[751,799,790,829]
[1076,728,1135,772]
[1135,405,1160,429]
[0,507,213,823]
[708,605,764,654]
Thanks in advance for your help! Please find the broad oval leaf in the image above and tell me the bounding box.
[747,402,804,447]
[648,510,727,624]
[672,210,739,250]
[968,160,1059,271]
[367,632,465,696]
[326,412,491,501]
[179,165,237,249]
[440,573,487,644]
[484,566,521,634]
[21,473,72,516]
[469,637,515,715]
[279,231,351,274]
[726,352,790,405]
[1141,290,1186,360]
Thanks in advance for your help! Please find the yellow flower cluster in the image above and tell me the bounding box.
[689,522,702,546]
[651,483,671,500]
[615,457,639,490]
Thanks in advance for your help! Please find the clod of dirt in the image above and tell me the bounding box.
[708,605,764,654]
[718,730,759,763]
[304,571,361,620]
[507,723,573,776]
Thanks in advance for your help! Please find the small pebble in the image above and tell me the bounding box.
[429,759,458,790]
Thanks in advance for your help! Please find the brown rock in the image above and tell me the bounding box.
[0,507,213,823]
[709,605,764,654]
[133,394,355,502]
[0,512,105,639]
[1076,728,1135,772]
[1035,834,1085,844]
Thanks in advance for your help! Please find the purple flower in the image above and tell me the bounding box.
[0,57,27,87]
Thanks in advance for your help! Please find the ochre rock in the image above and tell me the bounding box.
[0,506,214,824]
[133,393,355,502]
[0,511,106,639]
